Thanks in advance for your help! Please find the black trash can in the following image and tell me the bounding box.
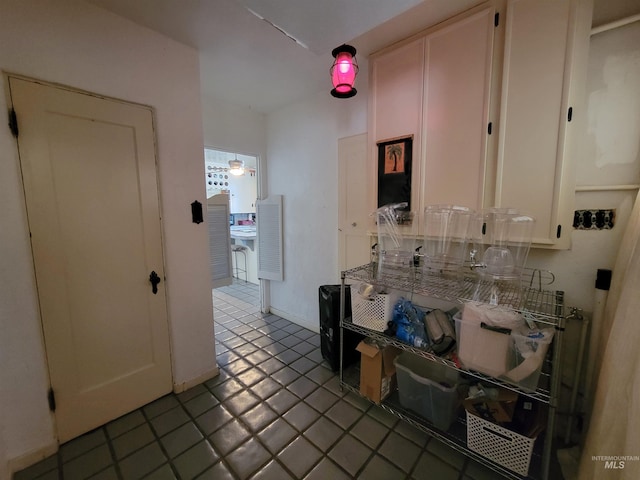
[319,284,363,372]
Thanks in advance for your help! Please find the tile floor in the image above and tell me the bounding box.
[14,280,507,480]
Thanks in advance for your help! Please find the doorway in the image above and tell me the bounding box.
[338,134,371,271]
[204,148,261,296]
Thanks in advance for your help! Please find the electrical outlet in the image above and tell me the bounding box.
[573,209,615,230]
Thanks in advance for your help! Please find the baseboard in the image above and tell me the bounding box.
[269,307,319,334]
[8,441,58,477]
[173,366,220,394]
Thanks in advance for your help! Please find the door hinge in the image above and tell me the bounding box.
[494,12,500,27]
[8,108,19,138]
[567,107,573,122]
[488,122,493,135]
[48,388,56,412]
[557,225,562,239]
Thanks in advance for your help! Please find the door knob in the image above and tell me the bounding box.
[149,271,161,294]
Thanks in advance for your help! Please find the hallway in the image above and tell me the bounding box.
[14,281,494,480]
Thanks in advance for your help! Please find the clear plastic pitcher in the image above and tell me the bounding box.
[422,205,473,275]
[472,208,535,280]
[470,208,535,306]
[374,203,415,278]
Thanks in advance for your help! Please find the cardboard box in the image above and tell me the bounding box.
[356,340,401,404]
[463,388,519,424]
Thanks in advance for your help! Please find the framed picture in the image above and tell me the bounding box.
[377,136,412,219]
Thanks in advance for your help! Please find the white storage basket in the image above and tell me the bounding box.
[350,284,398,332]
[466,410,535,476]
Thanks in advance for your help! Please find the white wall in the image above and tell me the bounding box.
[201,93,268,196]
[265,67,368,331]
[0,0,215,472]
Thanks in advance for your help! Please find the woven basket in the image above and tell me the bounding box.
[350,284,398,332]
[466,410,535,476]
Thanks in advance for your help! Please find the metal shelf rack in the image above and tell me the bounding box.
[338,263,566,480]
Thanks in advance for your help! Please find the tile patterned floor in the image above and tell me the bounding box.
[14,280,502,480]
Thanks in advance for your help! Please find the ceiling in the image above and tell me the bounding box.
[86,0,481,113]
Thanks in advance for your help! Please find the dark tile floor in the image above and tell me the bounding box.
[14,280,499,480]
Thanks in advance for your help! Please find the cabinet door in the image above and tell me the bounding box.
[421,7,496,211]
[371,38,425,143]
[495,0,576,247]
[369,37,425,221]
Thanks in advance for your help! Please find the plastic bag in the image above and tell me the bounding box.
[388,298,428,348]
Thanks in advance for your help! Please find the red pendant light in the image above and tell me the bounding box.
[330,44,358,98]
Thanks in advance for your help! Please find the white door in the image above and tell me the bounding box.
[9,76,172,443]
[338,134,371,272]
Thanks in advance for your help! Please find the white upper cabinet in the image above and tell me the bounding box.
[368,0,592,249]
[494,0,593,248]
[369,5,496,235]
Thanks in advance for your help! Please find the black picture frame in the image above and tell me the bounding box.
[377,136,412,218]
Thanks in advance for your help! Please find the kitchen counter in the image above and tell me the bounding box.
[230,225,256,239]
[230,225,256,251]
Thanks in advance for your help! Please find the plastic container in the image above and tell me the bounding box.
[394,352,460,431]
[378,250,414,277]
[469,208,535,306]
[471,208,535,281]
[374,204,415,279]
[454,303,554,391]
[454,303,524,378]
[422,204,473,275]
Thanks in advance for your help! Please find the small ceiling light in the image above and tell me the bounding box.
[330,44,358,98]
[229,157,245,176]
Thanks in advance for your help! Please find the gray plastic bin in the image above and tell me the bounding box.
[394,353,460,431]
